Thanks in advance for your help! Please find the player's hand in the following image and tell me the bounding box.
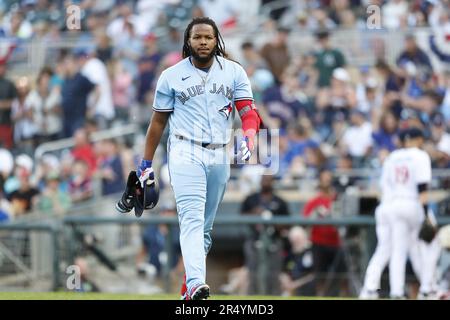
[239,136,253,161]
[136,159,154,188]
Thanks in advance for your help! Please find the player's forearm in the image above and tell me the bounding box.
[143,111,170,161]
[418,183,429,216]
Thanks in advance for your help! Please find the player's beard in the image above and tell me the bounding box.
[191,48,216,64]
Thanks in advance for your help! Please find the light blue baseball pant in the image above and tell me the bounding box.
[167,136,230,294]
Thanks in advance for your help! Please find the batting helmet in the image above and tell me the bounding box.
[116,170,159,217]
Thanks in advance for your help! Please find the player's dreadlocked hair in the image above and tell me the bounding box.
[182,17,228,63]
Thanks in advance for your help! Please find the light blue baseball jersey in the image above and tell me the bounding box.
[152,56,253,144]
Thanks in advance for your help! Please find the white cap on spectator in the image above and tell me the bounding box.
[332,68,350,82]
[0,148,14,176]
[15,154,33,174]
[365,77,378,89]
[42,154,60,170]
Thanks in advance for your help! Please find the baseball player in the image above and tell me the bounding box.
[359,127,434,299]
[136,17,262,300]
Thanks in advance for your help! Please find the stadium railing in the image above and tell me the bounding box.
[0,218,61,292]
[1,206,450,295]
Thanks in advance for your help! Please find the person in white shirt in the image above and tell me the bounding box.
[340,110,373,167]
[74,48,115,130]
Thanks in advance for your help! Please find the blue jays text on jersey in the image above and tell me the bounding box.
[177,83,235,104]
[152,56,253,145]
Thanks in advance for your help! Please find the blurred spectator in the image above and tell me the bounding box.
[241,41,274,102]
[76,47,115,130]
[137,33,162,105]
[314,30,346,88]
[372,111,399,152]
[279,226,315,297]
[260,26,291,83]
[69,159,94,203]
[136,204,182,279]
[97,139,125,196]
[26,66,62,144]
[375,59,405,118]
[0,147,14,190]
[241,41,268,75]
[426,112,450,168]
[106,2,140,42]
[281,122,320,177]
[316,67,356,136]
[33,153,60,192]
[0,60,17,149]
[50,53,65,90]
[71,128,97,177]
[296,53,319,99]
[241,174,290,295]
[303,169,348,297]
[356,75,382,115]
[25,0,57,25]
[7,154,39,216]
[94,29,113,64]
[311,8,338,31]
[261,68,310,130]
[401,89,443,125]
[61,54,95,138]
[37,171,71,216]
[340,110,373,167]
[158,26,183,56]
[11,76,37,155]
[0,191,12,222]
[397,34,433,81]
[111,59,133,124]
[198,0,239,30]
[113,19,143,80]
[1,9,33,39]
[334,153,359,193]
[382,0,409,29]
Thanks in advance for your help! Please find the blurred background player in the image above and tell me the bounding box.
[360,127,435,299]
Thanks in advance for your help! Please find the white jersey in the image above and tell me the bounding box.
[153,56,253,145]
[381,147,432,202]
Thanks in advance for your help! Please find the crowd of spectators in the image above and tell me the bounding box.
[0,0,448,214]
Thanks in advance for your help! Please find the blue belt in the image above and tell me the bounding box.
[175,135,226,150]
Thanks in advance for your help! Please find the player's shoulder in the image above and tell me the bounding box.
[411,148,431,161]
[386,149,401,160]
[159,58,190,77]
[217,56,244,71]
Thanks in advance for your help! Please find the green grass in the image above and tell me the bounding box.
[0,292,343,300]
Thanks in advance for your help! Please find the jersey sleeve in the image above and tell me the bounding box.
[415,152,432,184]
[152,71,174,112]
[234,64,253,102]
